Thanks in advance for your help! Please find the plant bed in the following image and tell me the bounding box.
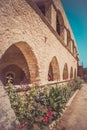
[5,77,83,130]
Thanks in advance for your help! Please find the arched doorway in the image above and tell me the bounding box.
[48,56,60,81]
[70,67,73,79]
[0,42,39,85]
[63,63,68,80]
[1,64,27,85]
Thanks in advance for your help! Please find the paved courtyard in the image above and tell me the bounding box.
[60,83,87,130]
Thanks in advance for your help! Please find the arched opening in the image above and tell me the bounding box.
[74,68,77,79]
[71,40,74,54]
[74,46,78,58]
[63,63,68,80]
[48,64,53,81]
[67,30,71,49]
[48,56,60,81]
[1,64,27,85]
[56,10,64,40]
[70,67,73,79]
[33,0,45,15]
[0,42,39,85]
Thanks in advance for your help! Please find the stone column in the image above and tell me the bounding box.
[64,28,67,46]
[0,82,19,130]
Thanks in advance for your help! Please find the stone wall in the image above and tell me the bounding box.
[0,0,79,129]
[0,82,19,130]
[0,0,78,84]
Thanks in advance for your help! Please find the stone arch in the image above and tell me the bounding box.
[74,68,77,79]
[63,63,68,80]
[0,42,39,85]
[56,10,64,40]
[70,67,73,79]
[48,56,60,81]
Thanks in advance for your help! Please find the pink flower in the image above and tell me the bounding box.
[47,110,53,117]
[19,121,27,130]
[42,116,49,123]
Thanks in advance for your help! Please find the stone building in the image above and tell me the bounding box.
[0,0,79,129]
[78,65,84,79]
[78,66,87,81]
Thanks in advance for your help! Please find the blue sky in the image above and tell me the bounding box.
[61,0,87,67]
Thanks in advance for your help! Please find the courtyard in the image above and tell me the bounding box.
[60,83,87,130]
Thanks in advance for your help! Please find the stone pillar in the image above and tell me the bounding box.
[51,5,57,30]
[0,82,19,130]
[64,28,67,46]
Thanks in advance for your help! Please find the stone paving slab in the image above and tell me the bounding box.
[60,83,87,130]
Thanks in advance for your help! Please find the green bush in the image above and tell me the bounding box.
[5,77,83,130]
[74,77,84,89]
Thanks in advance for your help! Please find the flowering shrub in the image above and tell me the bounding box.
[74,77,84,89]
[68,77,84,91]
[5,77,83,130]
[19,122,27,130]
